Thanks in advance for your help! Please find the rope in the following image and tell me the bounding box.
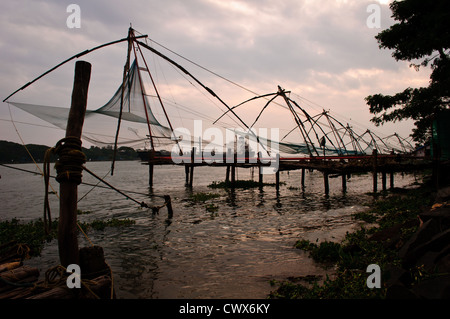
[82,165,167,211]
[42,136,87,234]
[53,137,87,184]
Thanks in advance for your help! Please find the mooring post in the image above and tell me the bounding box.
[58,60,91,268]
[372,149,378,193]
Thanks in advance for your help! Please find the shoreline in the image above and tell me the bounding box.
[269,174,450,299]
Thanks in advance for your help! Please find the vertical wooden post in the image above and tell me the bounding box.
[390,171,394,189]
[226,165,230,182]
[342,174,347,192]
[275,170,280,190]
[324,171,329,195]
[258,152,263,186]
[231,163,236,185]
[259,167,263,186]
[164,195,173,219]
[301,168,305,189]
[372,149,378,193]
[382,171,387,191]
[189,147,195,187]
[59,60,91,268]
[148,149,154,188]
[185,165,190,186]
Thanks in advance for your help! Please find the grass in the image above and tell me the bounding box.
[269,181,435,299]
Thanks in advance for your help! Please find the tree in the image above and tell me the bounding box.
[365,0,450,145]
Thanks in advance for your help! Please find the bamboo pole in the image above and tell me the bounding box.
[58,60,91,268]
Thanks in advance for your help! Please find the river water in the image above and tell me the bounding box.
[0,161,421,298]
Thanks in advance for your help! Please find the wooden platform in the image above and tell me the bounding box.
[142,151,433,193]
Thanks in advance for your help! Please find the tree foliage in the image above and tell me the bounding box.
[365,0,450,144]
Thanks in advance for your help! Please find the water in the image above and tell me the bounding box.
[0,161,421,298]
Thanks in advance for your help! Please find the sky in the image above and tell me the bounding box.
[0,0,431,150]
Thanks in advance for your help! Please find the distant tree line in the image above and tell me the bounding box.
[0,140,139,163]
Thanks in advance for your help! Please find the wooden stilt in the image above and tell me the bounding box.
[276,170,280,190]
[324,171,329,195]
[148,149,154,187]
[58,61,91,268]
[226,165,230,182]
[390,171,394,189]
[342,174,347,192]
[231,164,236,185]
[259,166,263,186]
[382,171,387,191]
[185,165,190,186]
[301,168,305,188]
[231,152,236,186]
[189,147,195,187]
[372,149,378,193]
[164,195,173,218]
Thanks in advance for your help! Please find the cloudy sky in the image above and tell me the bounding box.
[0,0,430,149]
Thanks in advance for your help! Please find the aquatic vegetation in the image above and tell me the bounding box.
[208,180,284,189]
[270,182,434,299]
[78,218,135,231]
[0,218,57,256]
[189,192,221,202]
[0,217,136,257]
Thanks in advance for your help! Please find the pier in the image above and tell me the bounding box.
[142,149,432,194]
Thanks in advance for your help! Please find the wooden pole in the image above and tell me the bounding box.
[185,165,190,186]
[275,170,280,190]
[164,195,173,219]
[382,171,387,191]
[258,152,263,186]
[324,171,329,195]
[189,147,195,187]
[59,60,91,268]
[301,168,305,189]
[390,171,394,189]
[148,149,154,188]
[342,174,347,193]
[372,149,378,193]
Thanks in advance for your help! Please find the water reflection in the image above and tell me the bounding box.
[0,162,422,298]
